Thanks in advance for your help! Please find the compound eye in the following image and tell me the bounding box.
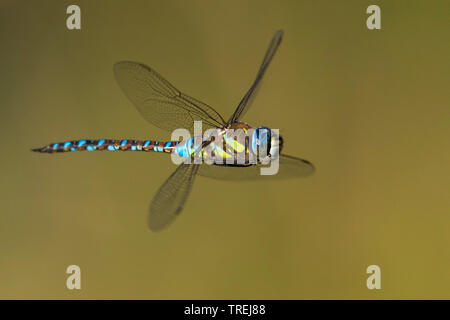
[251,127,272,156]
[251,130,258,154]
[258,127,271,143]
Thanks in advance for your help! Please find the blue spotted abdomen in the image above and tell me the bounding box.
[32,139,178,154]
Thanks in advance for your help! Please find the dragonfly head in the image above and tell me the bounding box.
[251,127,283,162]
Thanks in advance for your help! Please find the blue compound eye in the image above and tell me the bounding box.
[251,127,272,156]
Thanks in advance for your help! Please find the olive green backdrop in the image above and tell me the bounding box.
[1,0,449,299]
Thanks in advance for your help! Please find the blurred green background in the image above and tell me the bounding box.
[0,0,449,299]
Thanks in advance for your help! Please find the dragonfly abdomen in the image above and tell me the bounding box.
[32,139,178,154]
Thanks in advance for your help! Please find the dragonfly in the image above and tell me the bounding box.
[32,30,315,231]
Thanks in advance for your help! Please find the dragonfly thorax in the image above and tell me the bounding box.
[173,124,282,165]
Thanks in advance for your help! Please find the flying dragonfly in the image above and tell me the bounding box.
[32,30,315,231]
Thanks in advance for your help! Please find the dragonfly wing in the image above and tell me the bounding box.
[197,153,314,180]
[227,30,284,124]
[114,61,226,133]
[148,163,199,231]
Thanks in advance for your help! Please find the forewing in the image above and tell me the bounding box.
[197,154,314,180]
[227,30,284,124]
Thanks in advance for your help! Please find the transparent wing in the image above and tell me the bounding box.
[148,164,199,231]
[197,154,314,180]
[114,61,226,133]
[227,30,284,124]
